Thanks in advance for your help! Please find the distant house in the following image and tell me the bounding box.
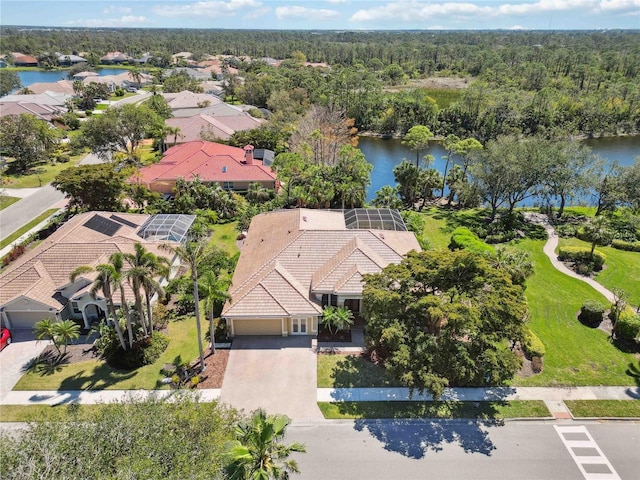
[100,52,133,64]
[0,102,66,122]
[130,140,277,194]
[222,209,420,336]
[82,71,153,91]
[27,80,76,95]
[71,71,99,81]
[0,212,195,330]
[13,55,38,67]
[165,67,211,81]
[164,112,263,143]
[0,92,73,107]
[161,91,223,111]
[57,53,86,66]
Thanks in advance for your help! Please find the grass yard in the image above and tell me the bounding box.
[318,400,550,419]
[317,354,401,388]
[514,239,637,387]
[13,317,204,391]
[94,103,109,111]
[0,195,20,210]
[1,154,84,189]
[0,209,59,250]
[558,237,640,303]
[565,400,640,418]
[420,207,452,249]
[209,221,240,256]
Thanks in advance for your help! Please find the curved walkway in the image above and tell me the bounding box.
[524,213,616,303]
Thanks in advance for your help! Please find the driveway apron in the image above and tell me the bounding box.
[221,336,322,420]
[0,330,48,401]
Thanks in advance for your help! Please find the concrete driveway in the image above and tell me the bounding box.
[0,330,48,401]
[221,336,322,420]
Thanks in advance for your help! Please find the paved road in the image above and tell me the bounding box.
[289,421,639,480]
[0,153,103,243]
[0,185,64,242]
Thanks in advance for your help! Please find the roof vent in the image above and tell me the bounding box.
[303,216,307,222]
[222,166,227,173]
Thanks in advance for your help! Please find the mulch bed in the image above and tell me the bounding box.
[196,348,230,389]
[317,328,352,343]
[36,343,98,365]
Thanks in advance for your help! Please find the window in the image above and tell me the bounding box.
[321,294,328,307]
[330,294,338,307]
[223,181,234,190]
[71,302,80,314]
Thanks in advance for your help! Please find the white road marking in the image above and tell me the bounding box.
[554,425,621,480]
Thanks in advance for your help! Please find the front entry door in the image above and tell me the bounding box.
[291,318,307,335]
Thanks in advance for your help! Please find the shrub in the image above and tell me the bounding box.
[107,332,170,370]
[579,300,607,326]
[557,246,606,271]
[611,240,640,252]
[2,244,26,265]
[449,227,494,255]
[614,309,640,341]
[521,326,545,359]
[401,210,425,234]
[531,356,544,373]
[152,303,171,330]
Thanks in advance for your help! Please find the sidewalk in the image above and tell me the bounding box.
[1,389,221,406]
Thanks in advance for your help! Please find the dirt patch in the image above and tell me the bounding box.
[385,76,473,93]
[196,348,230,389]
[37,343,99,365]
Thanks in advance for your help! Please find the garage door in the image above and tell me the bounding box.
[232,318,282,336]
[6,311,54,330]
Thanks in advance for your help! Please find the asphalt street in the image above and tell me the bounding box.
[288,421,639,480]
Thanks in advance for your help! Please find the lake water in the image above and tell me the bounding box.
[17,68,128,87]
[358,135,640,203]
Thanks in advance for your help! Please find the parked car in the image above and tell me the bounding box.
[0,327,11,351]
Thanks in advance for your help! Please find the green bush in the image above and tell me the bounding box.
[579,300,607,326]
[614,309,640,341]
[557,246,606,271]
[611,240,640,252]
[522,326,545,359]
[107,332,170,370]
[449,227,494,255]
[401,210,426,234]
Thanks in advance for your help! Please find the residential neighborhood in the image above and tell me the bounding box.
[0,23,639,480]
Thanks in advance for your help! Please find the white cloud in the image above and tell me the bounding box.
[598,0,640,11]
[245,6,271,19]
[326,0,347,4]
[103,6,132,14]
[153,0,262,18]
[508,24,527,30]
[276,5,340,20]
[67,16,148,27]
[349,0,640,23]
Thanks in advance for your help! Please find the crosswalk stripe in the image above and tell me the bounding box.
[554,425,621,480]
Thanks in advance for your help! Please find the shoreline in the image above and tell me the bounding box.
[357,131,640,142]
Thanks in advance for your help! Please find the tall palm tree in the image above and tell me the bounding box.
[225,409,306,480]
[200,270,230,354]
[70,263,128,350]
[124,243,170,336]
[161,238,211,371]
[110,252,135,347]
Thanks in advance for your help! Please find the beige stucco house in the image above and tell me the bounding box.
[0,212,194,330]
[222,208,420,336]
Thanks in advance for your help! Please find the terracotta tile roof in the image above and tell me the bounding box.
[132,141,277,185]
[0,212,179,312]
[223,209,420,318]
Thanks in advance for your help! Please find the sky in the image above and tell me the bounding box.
[1,0,639,30]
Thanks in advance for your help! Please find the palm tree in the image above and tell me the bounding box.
[200,270,230,354]
[445,164,466,205]
[110,252,135,347]
[124,243,170,336]
[34,319,61,355]
[70,263,128,350]
[372,185,402,209]
[490,246,534,285]
[161,238,211,371]
[54,320,81,354]
[320,306,354,335]
[583,216,614,262]
[225,409,306,480]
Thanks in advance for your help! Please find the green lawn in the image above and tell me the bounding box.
[317,354,401,388]
[420,207,452,249]
[318,400,550,419]
[0,404,109,422]
[514,239,637,386]
[13,317,204,391]
[94,103,109,111]
[558,237,640,303]
[0,195,20,210]
[209,221,240,256]
[0,209,59,250]
[565,400,640,418]
[1,154,84,189]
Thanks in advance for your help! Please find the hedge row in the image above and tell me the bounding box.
[557,246,606,271]
[522,326,546,359]
[449,227,494,255]
[611,240,640,252]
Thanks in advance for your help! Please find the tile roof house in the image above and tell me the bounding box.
[100,52,133,64]
[27,80,76,95]
[0,212,194,330]
[13,55,38,67]
[0,102,66,122]
[165,112,263,143]
[0,92,73,106]
[130,141,277,194]
[222,209,420,336]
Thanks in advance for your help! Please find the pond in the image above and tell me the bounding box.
[358,135,640,203]
[17,68,129,87]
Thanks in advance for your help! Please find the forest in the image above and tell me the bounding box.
[1,28,639,140]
